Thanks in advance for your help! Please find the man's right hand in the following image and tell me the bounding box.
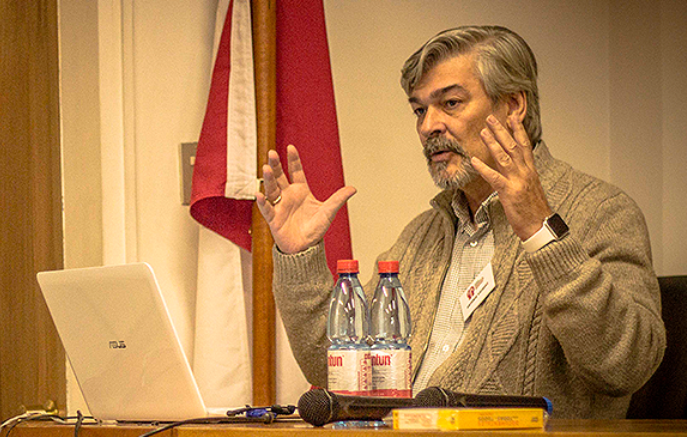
[255,145,357,254]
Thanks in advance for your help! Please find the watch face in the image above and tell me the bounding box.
[547,213,570,238]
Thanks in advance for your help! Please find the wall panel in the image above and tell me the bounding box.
[0,0,65,421]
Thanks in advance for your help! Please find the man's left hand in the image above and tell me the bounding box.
[471,114,552,241]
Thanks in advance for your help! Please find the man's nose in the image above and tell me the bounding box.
[419,106,446,138]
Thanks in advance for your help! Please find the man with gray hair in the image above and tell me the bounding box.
[255,26,665,419]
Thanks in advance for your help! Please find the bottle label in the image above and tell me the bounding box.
[327,349,371,395]
[371,348,412,397]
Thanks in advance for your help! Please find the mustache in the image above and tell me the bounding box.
[423,137,469,161]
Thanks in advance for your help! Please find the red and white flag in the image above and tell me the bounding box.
[190,0,351,405]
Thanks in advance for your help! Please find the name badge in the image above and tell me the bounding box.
[459,262,495,322]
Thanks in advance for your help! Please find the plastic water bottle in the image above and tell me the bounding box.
[370,260,412,397]
[326,259,371,396]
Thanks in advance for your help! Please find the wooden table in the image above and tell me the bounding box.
[4,419,687,437]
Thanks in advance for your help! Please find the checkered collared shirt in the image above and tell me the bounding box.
[413,191,497,394]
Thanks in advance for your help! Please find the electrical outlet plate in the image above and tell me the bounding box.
[180,142,197,206]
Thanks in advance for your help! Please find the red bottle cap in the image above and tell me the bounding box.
[378,260,399,273]
[337,259,359,273]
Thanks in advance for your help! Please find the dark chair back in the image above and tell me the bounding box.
[626,275,687,419]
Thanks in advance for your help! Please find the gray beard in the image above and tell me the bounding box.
[424,137,480,190]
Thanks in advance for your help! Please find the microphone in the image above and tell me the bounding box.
[414,387,553,415]
[297,389,415,426]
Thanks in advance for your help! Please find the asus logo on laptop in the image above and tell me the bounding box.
[109,340,127,349]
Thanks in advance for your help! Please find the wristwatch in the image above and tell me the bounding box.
[521,213,569,253]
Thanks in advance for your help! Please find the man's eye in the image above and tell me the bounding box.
[445,99,461,109]
[413,107,426,117]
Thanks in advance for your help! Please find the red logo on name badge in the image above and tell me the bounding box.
[467,285,475,300]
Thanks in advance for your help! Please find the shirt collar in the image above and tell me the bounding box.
[451,190,499,232]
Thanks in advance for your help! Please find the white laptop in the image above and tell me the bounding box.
[37,262,230,422]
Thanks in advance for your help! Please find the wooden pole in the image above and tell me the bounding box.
[251,0,276,406]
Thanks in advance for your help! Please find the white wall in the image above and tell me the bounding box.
[59,0,687,409]
[609,0,664,271]
[59,0,103,413]
[659,0,687,276]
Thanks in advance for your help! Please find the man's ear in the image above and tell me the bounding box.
[506,91,527,123]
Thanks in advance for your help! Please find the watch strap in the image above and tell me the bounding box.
[522,221,557,253]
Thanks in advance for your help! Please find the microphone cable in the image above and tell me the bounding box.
[135,404,298,437]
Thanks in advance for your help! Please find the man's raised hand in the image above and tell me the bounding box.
[255,145,356,254]
[471,114,552,241]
